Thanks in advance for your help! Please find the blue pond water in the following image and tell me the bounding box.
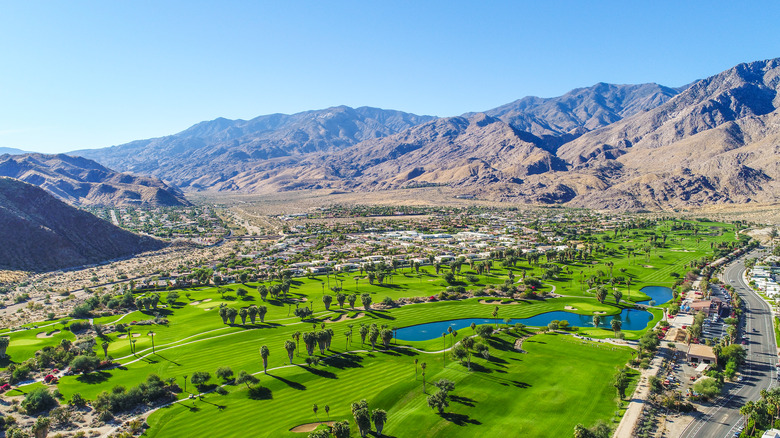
[394,286,673,342]
[636,285,673,306]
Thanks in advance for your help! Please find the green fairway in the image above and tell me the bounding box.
[144,333,634,438]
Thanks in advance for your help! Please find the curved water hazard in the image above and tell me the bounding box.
[636,285,673,306]
[395,308,655,342]
[395,286,672,342]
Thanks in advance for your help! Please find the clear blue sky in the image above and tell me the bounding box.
[1,1,779,153]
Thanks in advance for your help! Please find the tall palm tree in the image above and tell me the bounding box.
[414,358,419,378]
[592,315,601,328]
[260,345,270,373]
[284,340,295,364]
[421,362,428,393]
[611,319,622,337]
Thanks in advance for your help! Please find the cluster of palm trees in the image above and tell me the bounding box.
[218,304,267,325]
[739,387,780,436]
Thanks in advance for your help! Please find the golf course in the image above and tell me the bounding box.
[0,219,740,437]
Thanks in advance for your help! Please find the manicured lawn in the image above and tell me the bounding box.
[144,333,634,438]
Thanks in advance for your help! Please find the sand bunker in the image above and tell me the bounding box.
[202,298,212,303]
[593,311,607,315]
[326,314,347,323]
[564,306,578,310]
[347,312,365,320]
[36,330,60,338]
[642,265,654,268]
[189,301,202,306]
[478,299,499,304]
[290,422,335,433]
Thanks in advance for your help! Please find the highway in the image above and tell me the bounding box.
[680,248,777,438]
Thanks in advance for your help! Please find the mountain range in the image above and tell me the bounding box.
[0,177,165,272]
[0,153,189,207]
[72,57,780,210]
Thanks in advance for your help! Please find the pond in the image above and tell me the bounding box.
[636,286,673,306]
[395,308,656,342]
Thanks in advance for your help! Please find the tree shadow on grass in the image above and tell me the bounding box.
[76,371,111,384]
[366,311,395,320]
[301,365,337,379]
[440,412,481,426]
[248,385,273,400]
[268,373,306,390]
[468,363,492,373]
[325,353,364,370]
[449,395,476,407]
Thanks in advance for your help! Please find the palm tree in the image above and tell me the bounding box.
[611,319,622,337]
[372,409,388,436]
[414,358,419,378]
[461,336,474,371]
[492,306,499,328]
[592,315,601,328]
[260,345,270,373]
[292,331,301,356]
[596,286,607,303]
[313,404,319,422]
[421,362,428,393]
[613,290,623,306]
[284,340,295,364]
[325,404,330,420]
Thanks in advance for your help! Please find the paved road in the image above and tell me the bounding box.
[680,249,777,438]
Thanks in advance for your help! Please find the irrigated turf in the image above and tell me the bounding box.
[144,333,634,438]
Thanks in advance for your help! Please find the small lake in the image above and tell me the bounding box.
[395,308,655,342]
[394,285,672,342]
[636,286,673,306]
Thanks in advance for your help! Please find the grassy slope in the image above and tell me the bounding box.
[145,333,633,438]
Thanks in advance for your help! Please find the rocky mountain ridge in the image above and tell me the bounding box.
[71,57,780,210]
[0,177,166,272]
[0,153,189,207]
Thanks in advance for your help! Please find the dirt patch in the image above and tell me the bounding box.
[564,306,578,311]
[290,421,334,433]
[36,330,60,338]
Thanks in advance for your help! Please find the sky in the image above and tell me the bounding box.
[1,1,779,154]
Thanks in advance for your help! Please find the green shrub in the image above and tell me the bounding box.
[22,387,57,414]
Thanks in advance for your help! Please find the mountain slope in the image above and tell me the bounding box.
[475,82,683,138]
[0,153,189,207]
[0,177,166,272]
[556,58,780,209]
[73,106,436,188]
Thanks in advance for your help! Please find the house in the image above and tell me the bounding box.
[687,344,717,366]
[761,429,780,438]
[689,300,713,316]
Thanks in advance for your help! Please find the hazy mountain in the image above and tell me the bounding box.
[0,177,165,272]
[73,106,436,188]
[0,154,189,207]
[0,147,33,155]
